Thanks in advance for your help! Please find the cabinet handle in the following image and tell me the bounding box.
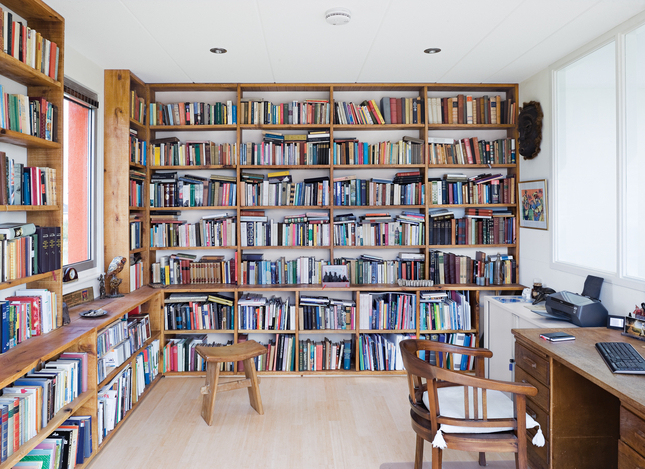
[523,356,537,369]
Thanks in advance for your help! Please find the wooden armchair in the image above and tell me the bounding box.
[399,339,539,469]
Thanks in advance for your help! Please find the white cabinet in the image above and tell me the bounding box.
[483,297,578,381]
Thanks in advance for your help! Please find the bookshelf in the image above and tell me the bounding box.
[0,0,65,345]
[103,76,522,375]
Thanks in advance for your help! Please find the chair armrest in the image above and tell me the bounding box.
[433,368,538,397]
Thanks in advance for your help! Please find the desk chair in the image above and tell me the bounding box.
[399,339,541,469]
[195,340,267,426]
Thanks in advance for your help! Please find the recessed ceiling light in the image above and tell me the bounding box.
[210,48,227,54]
[424,48,441,54]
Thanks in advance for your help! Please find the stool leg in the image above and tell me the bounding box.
[201,362,220,426]
[243,357,264,415]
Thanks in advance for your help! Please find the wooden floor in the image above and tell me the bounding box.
[87,376,514,469]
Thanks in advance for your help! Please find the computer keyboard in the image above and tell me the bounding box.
[596,342,645,374]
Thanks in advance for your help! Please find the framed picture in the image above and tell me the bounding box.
[322,264,349,287]
[519,179,548,230]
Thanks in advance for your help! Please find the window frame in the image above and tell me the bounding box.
[63,92,98,273]
[551,19,645,291]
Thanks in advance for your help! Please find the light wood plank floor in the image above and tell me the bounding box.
[87,376,513,469]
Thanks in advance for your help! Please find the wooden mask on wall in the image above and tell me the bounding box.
[518,101,543,159]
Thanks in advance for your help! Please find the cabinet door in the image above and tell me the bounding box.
[487,303,515,382]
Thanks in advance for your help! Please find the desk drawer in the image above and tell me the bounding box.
[516,366,550,413]
[516,343,550,385]
[619,439,645,469]
[621,406,645,457]
[527,435,548,469]
[526,398,550,442]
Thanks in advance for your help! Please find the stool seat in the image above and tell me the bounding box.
[196,340,267,363]
[195,340,267,426]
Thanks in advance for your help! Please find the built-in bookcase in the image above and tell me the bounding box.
[104,75,522,375]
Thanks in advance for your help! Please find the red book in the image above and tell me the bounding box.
[21,24,27,64]
[389,98,397,124]
[49,42,57,78]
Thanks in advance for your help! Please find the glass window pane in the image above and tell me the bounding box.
[555,42,617,273]
[63,98,92,266]
[624,24,645,281]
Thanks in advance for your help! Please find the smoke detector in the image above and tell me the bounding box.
[325,8,351,26]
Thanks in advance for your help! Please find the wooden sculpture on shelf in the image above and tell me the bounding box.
[102,256,127,298]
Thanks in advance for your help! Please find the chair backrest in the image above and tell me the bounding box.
[400,339,537,433]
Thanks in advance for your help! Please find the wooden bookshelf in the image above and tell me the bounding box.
[103,76,522,375]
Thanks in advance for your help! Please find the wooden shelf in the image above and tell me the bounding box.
[427,124,515,130]
[299,329,356,334]
[165,329,234,334]
[333,164,426,169]
[429,204,516,208]
[0,50,62,88]
[333,124,424,131]
[150,124,237,131]
[0,390,94,469]
[0,204,59,211]
[428,164,516,168]
[130,246,147,254]
[151,165,237,170]
[129,118,146,132]
[360,329,417,334]
[0,270,61,292]
[242,165,330,169]
[428,244,516,248]
[161,284,237,292]
[241,330,297,334]
[129,162,147,170]
[0,128,61,149]
[419,329,477,334]
[150,246,237,251]
[241,245,330,250]
[241,205,330,210]
[151,206,236,211]
[333,205,425,209]
[239,124,330,130]
[334,245,424,249]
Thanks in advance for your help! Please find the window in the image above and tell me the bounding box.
[63,79,98,270]
[554,21,645,285]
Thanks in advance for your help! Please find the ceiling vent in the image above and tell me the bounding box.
[325,8,351,26]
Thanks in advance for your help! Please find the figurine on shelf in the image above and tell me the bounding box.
[105,256,127,298]
[98,274,106,299]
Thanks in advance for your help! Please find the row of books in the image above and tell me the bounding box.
[255,335,296,372]
[358,292,417,331]
[130,90,145,124]
[0,152,57,206]
[162,336,234,373]
[129,130,147,166]
[130,218,142,250]
[420,332,477,370]
[240,138,331,166]
[428,174,516,205]
[427,95,515,125]
[1,288,57,353]
[0,8,60,80]
[358,333,411,371]
[333,173,424,206]
[239,99,330,125]
[149,101,236,126]
[238,294,295,331]
[0,224,61,281]
[0,88,58,141]
[299,296,355,330]
[164,293,234,331]
[335,253,425,284]
[379,97,424,125]
[150,213,237,248]
[332,137,424,165]
[299,338,352,371]
[152,253,237,286]
[240,177,329,207]
[150,138,236,166]
[428,209,516,245]
[420,291,472,331]
[241,217,331,247]
[130,255,144,292]
[0,351,88,463]
[333,212,425,247]
[240,254,328,286]
[97,314,151,383]
[428,137,516,165]
[13,415,93,468]
[129,171,145,207]
[149,172,237,208]
[428,250,517,286]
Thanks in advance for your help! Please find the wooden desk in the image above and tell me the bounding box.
[513,327,645,469]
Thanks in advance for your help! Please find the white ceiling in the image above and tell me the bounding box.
[47,0,645,84]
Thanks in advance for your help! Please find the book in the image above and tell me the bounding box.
[540,332,575,342]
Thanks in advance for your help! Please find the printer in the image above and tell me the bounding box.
[545,291,608,327]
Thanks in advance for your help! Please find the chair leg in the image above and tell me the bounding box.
[414,434,424,469]
[201,362,220,426]
[431,445,442,469]
[243,357,264,415]
[479,452,486,466]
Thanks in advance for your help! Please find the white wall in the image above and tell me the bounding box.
[519,12,645,317]
[62,46,104,298]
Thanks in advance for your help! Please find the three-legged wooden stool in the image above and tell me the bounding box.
[195,340,267,426]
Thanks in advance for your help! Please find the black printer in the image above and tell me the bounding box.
[545,291,608,327]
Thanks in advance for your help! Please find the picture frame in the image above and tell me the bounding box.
[322,264,350,287]
[519,179,548,230]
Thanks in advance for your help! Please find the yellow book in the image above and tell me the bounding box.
[284,134,307,141]
[268,170,290,178]
[370,99,386,124]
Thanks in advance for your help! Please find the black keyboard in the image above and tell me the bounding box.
[596,342,645,374]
